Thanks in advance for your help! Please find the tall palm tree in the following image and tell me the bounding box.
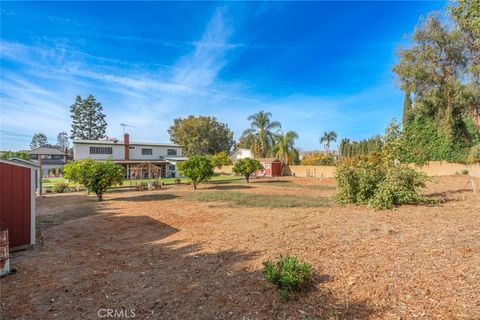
[241,111,281,157]
[274,131,299,173]
[320,131,337,152]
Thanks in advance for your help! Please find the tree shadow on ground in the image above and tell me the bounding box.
[425,188,474,204]
[251,179,292,184]
[6,204,377,320]
[111,193,178,202]
[426,188,472,197]
[36,195,115,230]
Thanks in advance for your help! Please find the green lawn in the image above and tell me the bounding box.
[42,175,242,190]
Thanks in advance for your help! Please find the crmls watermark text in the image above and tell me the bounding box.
[97,308,136,318]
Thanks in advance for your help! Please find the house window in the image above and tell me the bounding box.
[167,149,177,156]
[142,148,153,155]
[89,147,113,155]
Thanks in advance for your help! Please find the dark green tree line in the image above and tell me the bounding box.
[339,136,383,158]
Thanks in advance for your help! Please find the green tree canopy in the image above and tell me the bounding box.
[393,9,480,163]
[339,136,383,158]
[70,95,107,140]
[30,133,48,149]
[241,111,281,158]
[232,158,263,183]
[168,116,234,156]
[402,90,413,128]
[177,156,214,189]
[64,159,124,201]
[0,150,30,160]
[210,151,232,169]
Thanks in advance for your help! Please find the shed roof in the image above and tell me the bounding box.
[256,158,281,163]
[0,158,39,168]
[28,146,65,155]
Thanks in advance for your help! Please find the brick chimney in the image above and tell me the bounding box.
[124,133,130,160]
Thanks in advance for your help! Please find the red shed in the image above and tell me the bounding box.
[256,158,282,177]
[0,159,37,251]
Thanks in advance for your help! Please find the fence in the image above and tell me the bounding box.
[214,162,480,178]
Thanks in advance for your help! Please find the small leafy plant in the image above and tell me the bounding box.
[263,255,313,301]
[52,182,69,193]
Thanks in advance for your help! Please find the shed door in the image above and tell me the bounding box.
[0,163,32,248]
[272,162,282,176]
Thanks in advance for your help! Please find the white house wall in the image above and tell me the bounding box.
[74,143,183,161]
[128,145,183,160]
[74,144,124,160]
[231,149,253,162]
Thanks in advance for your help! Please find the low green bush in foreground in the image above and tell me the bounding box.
[263,255,313,301]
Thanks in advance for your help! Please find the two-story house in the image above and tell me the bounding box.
[73,133,186,178]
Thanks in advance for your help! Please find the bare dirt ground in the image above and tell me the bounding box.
[1,175,479,320]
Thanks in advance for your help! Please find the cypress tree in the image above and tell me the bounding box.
[402,90,413,128]
[70,95,107,140]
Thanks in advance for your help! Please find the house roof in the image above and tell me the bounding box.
[73,139,182,147]
[256,158,281,163]
[28,146,65,155]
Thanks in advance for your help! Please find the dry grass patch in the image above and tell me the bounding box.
[252,179,335,190]
[188,190,332,208]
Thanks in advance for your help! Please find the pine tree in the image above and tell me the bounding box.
[70,95,107,140]
[30,133,48,149]
[402,90,413,128]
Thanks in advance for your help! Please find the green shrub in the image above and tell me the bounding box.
[466,144,480,164]
[210,151,232,168]
[335,120,430,209]
[263,255,312,301]
[52,182,69,193]
[64,159,124,201]
[177,156,214,189]
[460,169,469,175]
[369,166,429,209]
[232,158,263,183]
[334,163,359,204]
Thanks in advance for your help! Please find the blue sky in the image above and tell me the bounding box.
[1,1,445,151]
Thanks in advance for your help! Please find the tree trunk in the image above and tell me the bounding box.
[193,182,197,190]
[246,175,250,183]
[97,192,103,201]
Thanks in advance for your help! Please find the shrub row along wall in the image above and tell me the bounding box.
[215,162,480,178]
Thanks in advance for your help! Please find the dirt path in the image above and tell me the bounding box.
[1,176,479,319]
